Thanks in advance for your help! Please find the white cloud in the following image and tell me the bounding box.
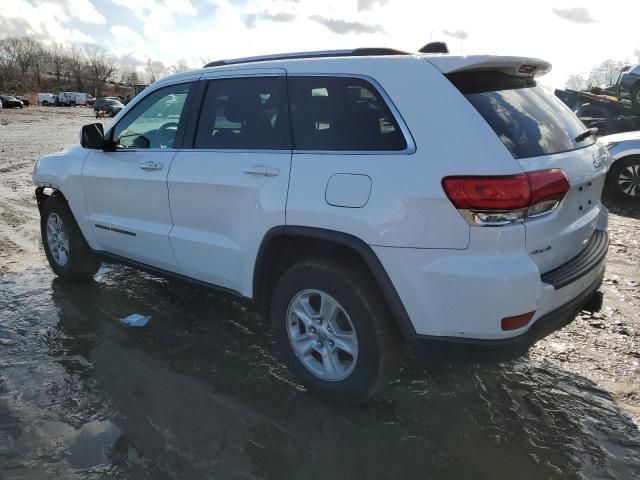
[0,1,96,44]
[66,0,107,24]
[2,0,640,88]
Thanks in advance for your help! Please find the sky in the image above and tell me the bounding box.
[0,0,639,89]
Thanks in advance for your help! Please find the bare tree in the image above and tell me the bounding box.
[85,44,115,95]
[67,46,86,91]
[145,58,166,83]
[168,59,190,75]
[565,74,588,91]
[588,59,628,88]
[49,42,68,90]
[30,43,48,88]
[120,67,140,86]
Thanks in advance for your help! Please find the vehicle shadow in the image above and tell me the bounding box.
[39,267,640,479]
[602,191,640,219]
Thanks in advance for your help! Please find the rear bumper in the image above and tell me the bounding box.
[414,261,604,347]
[374,227,608,343]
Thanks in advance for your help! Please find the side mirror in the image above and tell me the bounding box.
[80,123,104,149]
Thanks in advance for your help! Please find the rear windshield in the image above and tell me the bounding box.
[447,71,594,159]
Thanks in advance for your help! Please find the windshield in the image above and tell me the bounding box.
[107,100,123,106]
[447,71,595,159]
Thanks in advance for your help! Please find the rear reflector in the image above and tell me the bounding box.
[442,169,569,226]
[501,311,535,331]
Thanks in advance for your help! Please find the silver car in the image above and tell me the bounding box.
[601,131,640,200]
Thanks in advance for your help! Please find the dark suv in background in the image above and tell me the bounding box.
[93,98,124,117]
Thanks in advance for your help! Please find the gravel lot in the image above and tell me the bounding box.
[1,106,639,478]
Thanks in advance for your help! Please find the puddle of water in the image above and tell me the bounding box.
[0,266,639,479]
[39,419,122,469]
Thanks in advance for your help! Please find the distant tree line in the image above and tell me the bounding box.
[565,58,632,91]
[0,36,191,96]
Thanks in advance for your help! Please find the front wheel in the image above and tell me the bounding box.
[41,194,100,280]
[607,156,640,202]
[271,260,402,405]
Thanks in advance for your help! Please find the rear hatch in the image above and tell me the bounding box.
[430,56,609,273]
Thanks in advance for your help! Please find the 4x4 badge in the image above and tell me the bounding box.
[593,152,606,170]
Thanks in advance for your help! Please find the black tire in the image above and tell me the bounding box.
[41,194,100,280]
[70,101,76,107]
[606,156,640,202]
[43,101,49,106]
[270,260,403,405]
[631,85,640,107]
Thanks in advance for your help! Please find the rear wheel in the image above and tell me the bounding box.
[607,156,640,202]
[270,260,402,404]
[631,85,640,107]
[41,194,100,280]
[43,101,49,106]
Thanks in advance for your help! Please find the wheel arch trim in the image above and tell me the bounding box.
[253,225,417,339]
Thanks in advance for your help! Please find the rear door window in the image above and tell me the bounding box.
[288,76,407,151]
[447,71,594,159]
[194,76,290,150]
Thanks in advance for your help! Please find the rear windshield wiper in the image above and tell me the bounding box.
[575,127,598,142]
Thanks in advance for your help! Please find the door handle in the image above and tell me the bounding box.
[139,161,163,171]
[243,165,280,177]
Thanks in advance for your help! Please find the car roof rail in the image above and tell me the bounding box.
[203,48,411,68]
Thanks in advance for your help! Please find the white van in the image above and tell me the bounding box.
[37,93,56,106]
[58,92,90,106]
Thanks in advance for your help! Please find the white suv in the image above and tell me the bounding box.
[33,49,610,404]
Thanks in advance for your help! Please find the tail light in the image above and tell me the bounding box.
[442,169,569,226]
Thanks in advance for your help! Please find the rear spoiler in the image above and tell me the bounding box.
[425,55,551,78]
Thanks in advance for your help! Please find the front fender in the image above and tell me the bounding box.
[33,146,96,248]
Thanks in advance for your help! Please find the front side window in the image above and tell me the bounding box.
[112,82,191,149]
[194,76,290,149]
[289,76,407,151]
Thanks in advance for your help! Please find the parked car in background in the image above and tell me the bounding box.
[93,98,124,117]
[600,131,640,201]
[619,64,640,107]
[33,48,610,404]
[0,95,23,108]
[37,93,56,106]
[15,95,30,106]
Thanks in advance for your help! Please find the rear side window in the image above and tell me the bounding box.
[448,71,594,159]
[289,76,407,151]
[195,76,290,149]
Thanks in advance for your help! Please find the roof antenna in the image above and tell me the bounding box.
[419,42,449,54]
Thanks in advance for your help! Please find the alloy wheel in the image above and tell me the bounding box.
[617,163,640,197]
[286,289,358,381]
[46,212,70,266]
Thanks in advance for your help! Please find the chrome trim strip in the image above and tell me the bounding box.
[109,73,416,156]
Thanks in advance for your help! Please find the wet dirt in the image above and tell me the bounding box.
[1,107,639,479]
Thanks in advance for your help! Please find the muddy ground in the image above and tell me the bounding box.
[0,106,639,479]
